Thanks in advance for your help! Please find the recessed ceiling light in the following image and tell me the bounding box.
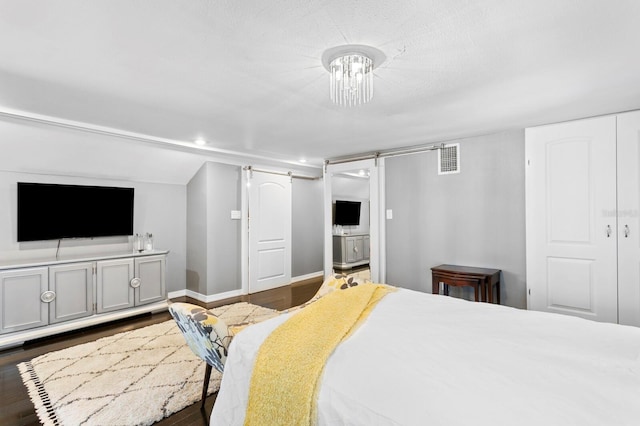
[299,158,307,163]
[194,139,207,146]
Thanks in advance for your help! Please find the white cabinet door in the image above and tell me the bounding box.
[363,236,370,261]
[134,255,166,306]
[345,236,365,263]
[49,262,94,324]
[526,116,618,323]
[0,267,48,333]
[96,258,134,313]
[617,110,640,326]
[345,237,358,263]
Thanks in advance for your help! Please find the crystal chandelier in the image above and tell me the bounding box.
[329,54,373,106]
[322,45,386,107]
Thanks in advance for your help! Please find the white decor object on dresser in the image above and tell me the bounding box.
[525,110,640,325]
[0,250,168,348]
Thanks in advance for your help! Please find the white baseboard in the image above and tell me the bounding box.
[167,271,323,303]
[168,289,245,304]
[291,270,324,282]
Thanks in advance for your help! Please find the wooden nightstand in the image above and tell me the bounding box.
[431,264,501,303]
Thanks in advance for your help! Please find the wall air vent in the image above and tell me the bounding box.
[438,143,460,175]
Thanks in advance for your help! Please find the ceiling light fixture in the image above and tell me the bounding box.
[321,45,386,107]
[194,138,206,146]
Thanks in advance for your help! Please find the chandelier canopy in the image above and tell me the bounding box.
[321,45,386,107]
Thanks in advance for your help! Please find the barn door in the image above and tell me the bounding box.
[248,171,292,293]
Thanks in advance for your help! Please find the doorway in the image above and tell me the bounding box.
[324,158,385,283]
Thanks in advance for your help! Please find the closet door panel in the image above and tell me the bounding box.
[546,258,593,310]
[526,116,617,322]
[546,140,591,242]
[617,110,640,326]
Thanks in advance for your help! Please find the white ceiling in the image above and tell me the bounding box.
[1,0,640,167]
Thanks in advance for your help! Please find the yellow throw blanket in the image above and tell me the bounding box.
[244,283,394,426]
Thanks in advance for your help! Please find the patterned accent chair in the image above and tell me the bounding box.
[168,302,232,408]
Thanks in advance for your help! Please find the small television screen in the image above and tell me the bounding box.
[334,200,361,226]
[17,182,134,242]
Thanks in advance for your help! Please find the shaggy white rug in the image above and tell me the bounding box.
[18,302,279,426]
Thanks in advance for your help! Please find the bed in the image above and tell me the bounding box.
[210,281,640,425]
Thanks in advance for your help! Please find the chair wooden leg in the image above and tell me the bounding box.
[201,363,213,409]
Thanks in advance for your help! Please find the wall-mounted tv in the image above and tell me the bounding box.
[334,200,361,226]
[17,182,134,242]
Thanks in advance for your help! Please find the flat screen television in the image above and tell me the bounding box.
[17,182,135,242]
[334,200,361,226]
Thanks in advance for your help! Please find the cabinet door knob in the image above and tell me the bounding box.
[624,224,630,238]
[606,225,612,238]
[130,277,142,288]
[40,290,56,303]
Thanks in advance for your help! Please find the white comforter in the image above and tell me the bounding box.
[210,289,640,425]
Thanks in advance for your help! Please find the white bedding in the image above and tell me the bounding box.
[210,289,640,425]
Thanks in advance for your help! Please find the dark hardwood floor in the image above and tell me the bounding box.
[0,276,323,426]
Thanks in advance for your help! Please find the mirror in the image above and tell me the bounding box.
[330,169,371,279]
[324,159,382,283]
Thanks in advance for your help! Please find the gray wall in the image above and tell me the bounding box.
[292,178,324,277]
[0,170,187,292]
[332,175,370,199]
[385,130,526,308]
[186,165,209,294]
[186,162,242,295]
[206,162,242,295]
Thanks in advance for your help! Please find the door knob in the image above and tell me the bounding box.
[40,290,56,303]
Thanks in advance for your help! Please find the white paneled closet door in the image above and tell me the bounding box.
[525,116,618,323]
[617,110,640,326]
